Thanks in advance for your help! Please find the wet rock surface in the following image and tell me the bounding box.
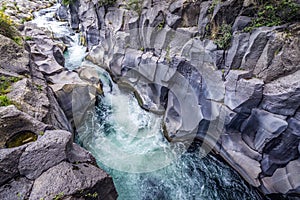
[0,1,118,199]
[66,0,300,197]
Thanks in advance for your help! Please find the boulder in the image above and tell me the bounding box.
[67,143,95,164]
[18,130,72,180]
[56,4,69,21]
[0,177,33,200]
[0,105,49,148]
[240,27,275,71]
[0,145,27,185]
[8,78,49,122]
[29,161,117,200]
[0,35,29,75]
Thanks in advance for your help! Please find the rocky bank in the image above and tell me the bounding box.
[0,0,117,199]
[59,0,300,198]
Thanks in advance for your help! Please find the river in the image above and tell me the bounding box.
[32,4,262,200]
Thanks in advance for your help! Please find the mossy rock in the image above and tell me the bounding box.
[5,131,38,148]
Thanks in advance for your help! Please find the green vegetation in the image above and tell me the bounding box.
[24,36,33,41]
[0,95,12,106]
[213,24,232,50]
[126,0,143,15]
[84,192,98,198]
[53,192,64,200]
[208,0,220,14]
[0,11,16,37]
[61,0,76,6]
[0,76,22,107]
[157,19,165,30]
[0,76,22,95]
[244,0,300,32]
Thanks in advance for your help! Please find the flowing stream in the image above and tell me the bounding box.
[33,5,262,200]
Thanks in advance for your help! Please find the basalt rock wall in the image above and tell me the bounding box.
[65,0,300,197]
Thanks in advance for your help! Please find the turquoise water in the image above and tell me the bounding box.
[76,70,261,200]
[32,5,261,200]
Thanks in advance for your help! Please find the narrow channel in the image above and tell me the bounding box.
[33,4,262,200]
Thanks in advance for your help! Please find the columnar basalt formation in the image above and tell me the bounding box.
[64,0,300,197]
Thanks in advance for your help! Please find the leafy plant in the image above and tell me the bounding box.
[244,0,300,32]
[214,24,232,49]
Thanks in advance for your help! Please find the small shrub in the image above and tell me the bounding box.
[214,24,232,49]
[0,11,22,45]
[244,0,300,32]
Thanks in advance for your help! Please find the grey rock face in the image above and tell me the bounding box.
[0,35,29,75]
[0,177,33,200]
[260,70,300,116]
[232,16,251,32]
[0,105,49,148]
[56,5,69,21]
[225,70,264,114]
[261,128,300,176]
[67,143,95,164]
[69,0,80,29]
[241,109,288,153]
[226,33,250,69]
[240,27,275,71]
[198,1,211,38]
[262,159,300,194]
[8,78,49,122]
[0,145,27,185]
[254,32,300,82]
[18,130,72,180]
[29,161,117,200]
[220,130,262,187]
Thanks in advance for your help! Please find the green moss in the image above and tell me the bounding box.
[5,131,38,148]
[0,95,12,106]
